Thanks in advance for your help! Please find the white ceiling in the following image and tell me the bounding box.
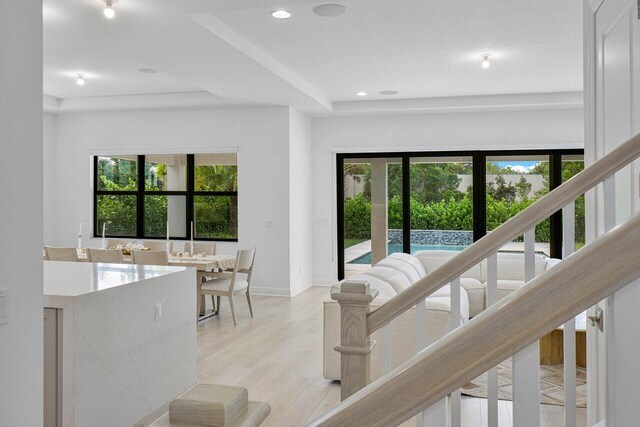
[43,0,583,114]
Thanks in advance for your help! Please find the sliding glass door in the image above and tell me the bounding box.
[340,156,402,278]
[337,149,583,280]
[409,156,473,253]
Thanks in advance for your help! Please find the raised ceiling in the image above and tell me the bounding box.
[43,0,583,114]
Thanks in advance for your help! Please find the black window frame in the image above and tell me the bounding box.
[93,154,238,242]
[337,148,584,280]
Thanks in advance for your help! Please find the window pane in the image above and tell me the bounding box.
[409,157,473,253]
[343,157,401,276]
[562,156,585,249]
[194,195,238,239]
[145,154,187,191]
[194,153,237,191]
[97,195,137,236]
[486,156,550,255]
[144,195,187,238]
[97,156,137,191]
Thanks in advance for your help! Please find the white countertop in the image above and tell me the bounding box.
[44,261,188,297]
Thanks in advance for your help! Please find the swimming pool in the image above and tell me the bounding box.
[348,243,467,265]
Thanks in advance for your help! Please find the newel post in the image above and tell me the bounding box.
[331,280,379,400]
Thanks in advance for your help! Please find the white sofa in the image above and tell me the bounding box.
[323,250,557,381]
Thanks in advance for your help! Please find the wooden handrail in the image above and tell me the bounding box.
[310,210,640,426]
[367,131,640,334]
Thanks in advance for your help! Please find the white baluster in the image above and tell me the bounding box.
[486,253,498,427]
[381,323,392,376]
[417,296,447,427]
[450,277,461,427]
[415,299,426,427]
[563,201,577,427]
[512,228,540,427]
[603,176,616,421]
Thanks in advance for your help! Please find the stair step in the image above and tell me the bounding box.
[149,401,270,427]
[169,384,248,426]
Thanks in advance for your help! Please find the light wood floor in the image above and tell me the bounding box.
[196,286,586,426]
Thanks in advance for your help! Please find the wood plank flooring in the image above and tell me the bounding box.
[196,286,586,426]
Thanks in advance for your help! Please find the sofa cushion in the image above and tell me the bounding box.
[414,250,483,282]
[340,274,397,299]
[388,252,427,278]
[488,279,525,301]
[460,277,485,317]
[364,266,412,294]
[495,252,547,280]
[376,258,422,284]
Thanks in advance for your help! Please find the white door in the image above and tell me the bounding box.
[587,0,640,424]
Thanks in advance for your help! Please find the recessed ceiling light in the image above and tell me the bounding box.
[76,73,86,86]
[481,54,491,69]
[356,91,367,96]
[271,10,291,19]
[313,4,348,17]
[103,0,116,19]
[379,90,399,95]
[138,68,157,74]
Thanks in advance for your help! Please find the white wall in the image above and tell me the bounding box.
[311,108,584,283]
[288,108,313,295]
[0,1,44,425]
[50,107,295,295]
[44,113,57,244]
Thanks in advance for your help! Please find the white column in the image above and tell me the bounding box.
[370,159,388,264]
[0,1,44,425]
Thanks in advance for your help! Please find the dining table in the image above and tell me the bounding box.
[72,251,237,320]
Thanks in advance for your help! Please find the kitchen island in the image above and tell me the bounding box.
[43,261,197,427]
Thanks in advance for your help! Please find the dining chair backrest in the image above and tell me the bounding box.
[191,242,216,255]
[230,248,256,292]
[132,250,168,266]
[107,239,131,249]
[143,240,172,252]
[86,248,124,263]
[44,246,79,262]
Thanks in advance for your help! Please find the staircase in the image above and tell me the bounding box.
[148,384,270,427]
[309,131,640,426]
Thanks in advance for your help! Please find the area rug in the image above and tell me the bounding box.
[461,359,587,408]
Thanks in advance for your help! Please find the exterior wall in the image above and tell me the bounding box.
[311,108,584,284]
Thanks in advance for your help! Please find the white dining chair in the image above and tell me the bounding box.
[86,248,124,263]
[191,242,216,255]
[199,248,256,325]
[132,250,168,266]
[44,246,79,262]
[143,240,172,252]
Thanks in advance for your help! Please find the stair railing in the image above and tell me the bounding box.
[318,131,640,427]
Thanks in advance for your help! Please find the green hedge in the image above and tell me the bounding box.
[344,194,553,243]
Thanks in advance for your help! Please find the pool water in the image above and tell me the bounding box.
[349,243,467,265]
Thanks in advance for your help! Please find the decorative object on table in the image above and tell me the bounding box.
[101,222,107,249]
[77,222,83,253]
[110,242,149,255]
[199,248,256,325]
[44,246,79,262]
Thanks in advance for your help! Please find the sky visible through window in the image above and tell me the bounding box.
[494,160,540,173]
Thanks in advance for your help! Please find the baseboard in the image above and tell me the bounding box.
[290,281,313,297]
[250,287,293,297]
[313,278,337,286]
